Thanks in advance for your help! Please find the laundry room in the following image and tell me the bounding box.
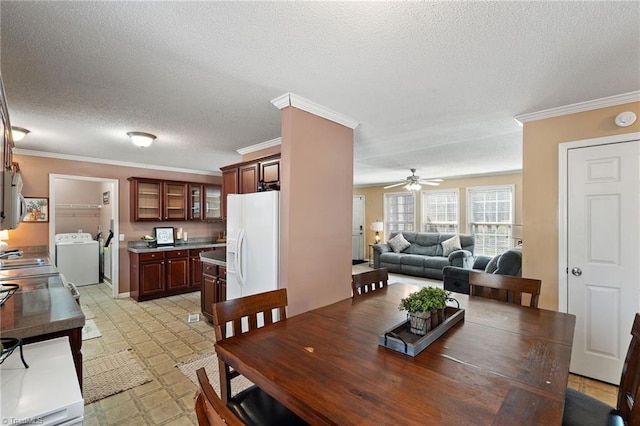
[54,178,114,286]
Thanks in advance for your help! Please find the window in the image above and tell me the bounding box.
[467,185,514,256]
[421,189,459,233]
[384,192,415,236]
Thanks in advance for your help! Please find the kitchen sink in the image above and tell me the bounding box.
[0,258,49,269]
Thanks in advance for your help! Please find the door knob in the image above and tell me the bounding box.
[571,267,582,277]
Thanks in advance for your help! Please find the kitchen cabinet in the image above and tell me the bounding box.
[201,263,226,323]
[165,249,189,291]
[129,178,162,221]
[188,184,202,220]
[130,251,165,300]
[130,247,217,301]
[130,177,216,222]
[163,182,187,220]
[189,248,213,288]
[203,185,221,220]
[220,154,280,219]
[189,184,221,221]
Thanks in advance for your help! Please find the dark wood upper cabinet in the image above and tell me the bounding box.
[239,163,258,194]
[220,154,281,219]
[130,177,220,222]
[261,159,280,184]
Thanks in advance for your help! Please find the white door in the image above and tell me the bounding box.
[352,196,364,260]
[567,140,640,384]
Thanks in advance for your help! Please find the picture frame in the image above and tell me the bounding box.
[154,227,175,246]
[103,191,110,205]
[23,197,49,222]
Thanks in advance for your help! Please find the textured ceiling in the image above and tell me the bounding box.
[1,1,639,186]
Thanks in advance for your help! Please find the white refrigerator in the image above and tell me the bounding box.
[226,191,279,301]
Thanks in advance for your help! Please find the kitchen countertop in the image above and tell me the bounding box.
[127,242,226,254]
[0,273,85,340]
[200,250,226,267]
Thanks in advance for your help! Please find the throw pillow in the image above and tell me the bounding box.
[485,254,500,273]
[441,235,462,256]
[388,233,411,253]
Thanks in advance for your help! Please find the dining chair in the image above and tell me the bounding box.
[195,367,244,426]
[351,267,389,297]
[212,288,308,426]
[468,271,541,308]
[563,313,640,426]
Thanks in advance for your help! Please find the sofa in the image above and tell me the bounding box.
[443,246,522,294]
[372,231,475,280]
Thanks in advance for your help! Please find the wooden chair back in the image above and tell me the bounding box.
[468,271,541,308]
[351,268,389,297]
[618,313,640,425]
[194,368,243,426]
[212,288,288,403]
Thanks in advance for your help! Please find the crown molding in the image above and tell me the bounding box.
[270,93,360,130]
[514,91,640,125]
[12,149,220,176]
[236,137,281,155]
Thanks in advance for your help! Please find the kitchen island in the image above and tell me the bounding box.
[200,250,226,323]
[0,272,85,389]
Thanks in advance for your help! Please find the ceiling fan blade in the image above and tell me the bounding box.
[420,181,441,186]
[383,182,406,189]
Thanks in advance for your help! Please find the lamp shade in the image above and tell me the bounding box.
[127,131,156,148]
[11,127,30,142]
[370,221,383,232]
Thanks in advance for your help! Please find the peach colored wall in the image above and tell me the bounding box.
[354,173,523,249]
[8,154,224,294]
[280,107,353,316]
[522,101,640,310]
[54,179,103,234]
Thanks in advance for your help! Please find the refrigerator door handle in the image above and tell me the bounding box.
[236,229,246,287]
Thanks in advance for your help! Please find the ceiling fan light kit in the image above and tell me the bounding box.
[384,169,443,191]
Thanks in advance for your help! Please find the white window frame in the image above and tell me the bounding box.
[420,188,459,233]
[466,184,515,256]
[383,191,416,238]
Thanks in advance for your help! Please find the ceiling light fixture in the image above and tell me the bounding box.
[11,127,30,142]
[127,131,156,148]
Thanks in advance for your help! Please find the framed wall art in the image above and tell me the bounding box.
[23,197,49,222]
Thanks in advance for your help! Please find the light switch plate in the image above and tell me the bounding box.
[119,234,125,241]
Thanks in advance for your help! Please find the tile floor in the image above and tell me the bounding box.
[79,270,619,425]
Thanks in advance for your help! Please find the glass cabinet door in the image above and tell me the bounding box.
[136,180,161,220]
[164,182,187,220]
[204,185,221,220]
[189,184,202,220]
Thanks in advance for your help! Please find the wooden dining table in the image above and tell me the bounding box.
[214,283,576,425]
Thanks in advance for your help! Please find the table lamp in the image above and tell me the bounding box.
[370,221,384,244]
[511,225,523,246]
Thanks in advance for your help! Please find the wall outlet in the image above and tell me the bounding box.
[119,234,125,241]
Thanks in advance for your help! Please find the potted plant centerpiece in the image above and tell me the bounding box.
[399,287,450,335]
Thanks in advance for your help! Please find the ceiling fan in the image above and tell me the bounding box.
[383,169,443,191]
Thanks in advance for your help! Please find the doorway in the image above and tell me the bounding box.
[49,174,119,298]
[559,132,640,384]
[352,195,365,262]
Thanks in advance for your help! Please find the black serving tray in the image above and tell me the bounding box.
[378,306,465,357]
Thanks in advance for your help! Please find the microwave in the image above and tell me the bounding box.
[1,170,26,230]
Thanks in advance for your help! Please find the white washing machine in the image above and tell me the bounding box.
[55,232,99,286]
